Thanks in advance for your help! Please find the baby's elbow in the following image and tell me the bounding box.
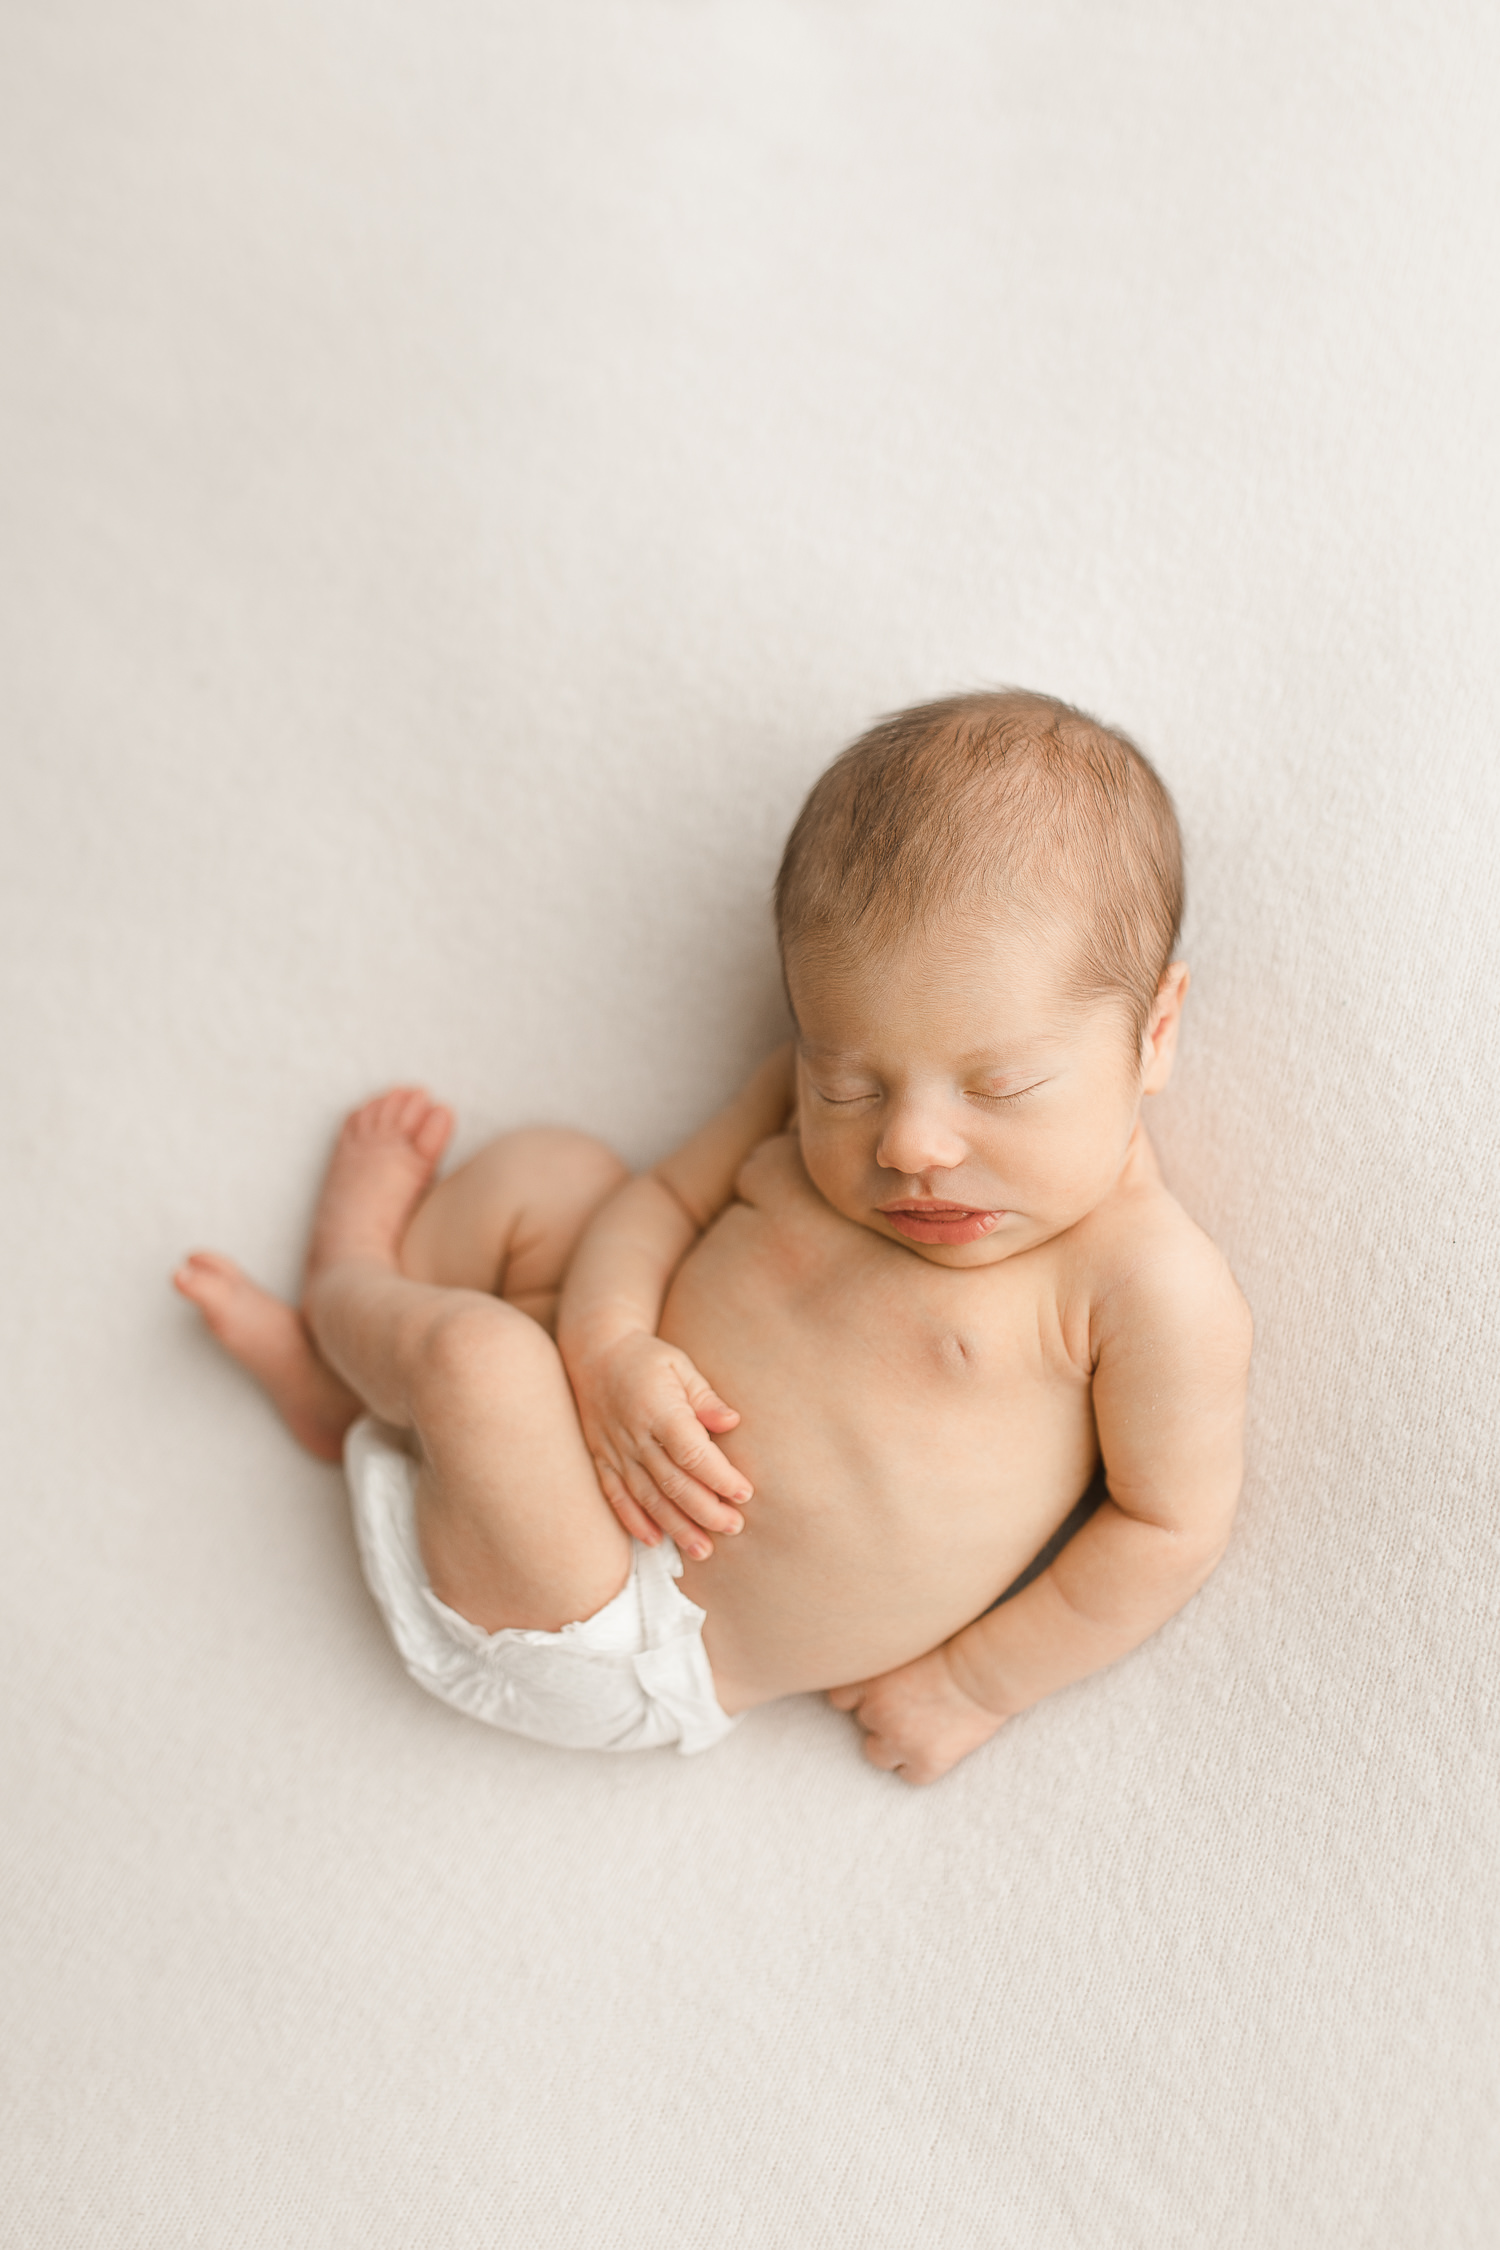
[1159,1500,1239,1603]
[646,1165,712,1235]
[1120,1511,1230,1605]
[1179,1527,1231,1595]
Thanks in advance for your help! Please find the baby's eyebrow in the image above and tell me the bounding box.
[958,1049,1050,1076]
[966,1059,1070,1097]
[799,1044,1055,1083]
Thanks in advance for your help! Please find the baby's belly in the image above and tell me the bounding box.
[659,1219,1096,1710]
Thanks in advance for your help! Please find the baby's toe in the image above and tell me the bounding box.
[343,1096,384,1144]
[391,1087,432,1137]
[415,1102,454,1162]
[173,1250,238,1299]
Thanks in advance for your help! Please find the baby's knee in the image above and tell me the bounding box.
[448,1125,627,1218]
[399,1125,627,1293]
[499,1126,628,1205]
[407,1294,550,1417]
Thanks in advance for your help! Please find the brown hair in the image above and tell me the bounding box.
[774,689,1184,1047]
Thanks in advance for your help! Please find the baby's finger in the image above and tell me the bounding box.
[619,1459,717,1562]
[861,1733,908,1774]
[891,1760,937,1788]
[595,1461,662,1547]
[652,1412,752,1507]
[826,1683,867,1714]
[688,1382,741,1434]
[641,1435,746,1533]
[613,1457,680,1539]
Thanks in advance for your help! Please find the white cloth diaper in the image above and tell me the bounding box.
[344,1416,740,1756]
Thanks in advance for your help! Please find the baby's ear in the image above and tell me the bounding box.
[1141,962,1190,1094]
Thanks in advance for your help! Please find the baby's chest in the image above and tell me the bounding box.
[732,1205,1079,1410]
[761,1257,1093,1517]
[819,1261,1076,1424]
[670,1211,1096,1514]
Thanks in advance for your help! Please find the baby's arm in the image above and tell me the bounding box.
[557,1044,795,1557]
[832,1236,1252,1783]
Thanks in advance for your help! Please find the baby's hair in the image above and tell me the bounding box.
[774,688,1184,1051]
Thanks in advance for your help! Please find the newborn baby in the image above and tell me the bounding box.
[177,689,1251,1783]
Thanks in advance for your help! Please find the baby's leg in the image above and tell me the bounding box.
[303,1108,629,1631]
[175,1093,627,1461]
[399,1124,628,1330]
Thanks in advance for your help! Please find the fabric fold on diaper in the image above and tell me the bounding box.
[344,1416,739,1757]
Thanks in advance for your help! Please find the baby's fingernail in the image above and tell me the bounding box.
[725,1514,743,1534]
[689,1541,710,1560]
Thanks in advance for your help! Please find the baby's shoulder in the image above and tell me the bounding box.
[731,1126,805,1206]
[1065,1160,1252,1373]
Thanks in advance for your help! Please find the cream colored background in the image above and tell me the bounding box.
[4,5,1498,2244]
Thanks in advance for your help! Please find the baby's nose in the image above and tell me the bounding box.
[875,1104,967,1174]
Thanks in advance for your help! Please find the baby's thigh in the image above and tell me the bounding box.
[401,1126,628,1309]
[407,1293,631,1635]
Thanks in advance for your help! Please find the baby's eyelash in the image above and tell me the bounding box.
[812,1084,1043,1108]
[969,1083,1042,1105]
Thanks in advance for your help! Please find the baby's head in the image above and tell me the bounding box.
[774,689,1188,1265]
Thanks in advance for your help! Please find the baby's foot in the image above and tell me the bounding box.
[175,1089,452,1461]
[173,1252,360,1462]
[305,1086,454,1281]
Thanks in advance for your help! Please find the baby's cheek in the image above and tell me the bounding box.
[797,1131,865,1216]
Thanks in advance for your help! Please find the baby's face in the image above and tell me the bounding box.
[787,911,1184,1268]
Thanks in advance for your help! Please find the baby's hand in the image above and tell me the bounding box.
[827,1645,1007,1786]
[577,1332,751,1560]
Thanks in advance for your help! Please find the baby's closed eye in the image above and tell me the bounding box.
[967,1075,1051,1106]
[808,1082,880,1107]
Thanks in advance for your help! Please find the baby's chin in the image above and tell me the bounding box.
[881,1229,1023,1268]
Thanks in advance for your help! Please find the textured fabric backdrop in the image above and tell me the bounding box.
[3,5,1498,2244]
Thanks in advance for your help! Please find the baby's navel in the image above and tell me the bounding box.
[936,1330,978,1375]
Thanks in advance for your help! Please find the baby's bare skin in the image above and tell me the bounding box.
[561,910,1251,1774]
[177,689,1250,1784]
[177,910,1250,1784]
[667,1126,1122,1704]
